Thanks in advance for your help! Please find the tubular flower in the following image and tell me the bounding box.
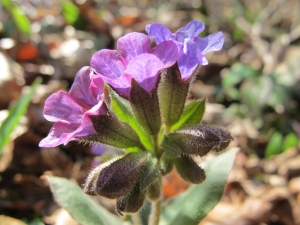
[90,32,178,98]
[146,20,224,80]
[39,66,106,147]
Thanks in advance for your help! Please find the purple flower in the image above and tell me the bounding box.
[146,20,224,80]
[39,66,106,147]
[90,32,178,98]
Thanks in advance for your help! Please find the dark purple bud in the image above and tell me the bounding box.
[83,159,119,196]
[159,152,174,175]
[116,185,146,215]
[174,154,206,184]
[95,152,148,199]
[167,125,233,156]
[146,180,161,201]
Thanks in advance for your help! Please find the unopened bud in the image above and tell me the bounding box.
[95,152,148,199]
[146,180,161,201]
[174,154,206,184]
[167,125,233,156]
[83,159,116,196]
[116,185,146,215]
[159,152,174,175]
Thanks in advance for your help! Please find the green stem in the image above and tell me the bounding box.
[131,212,142,225]
[164,124,171,135]
[151,135,159,158]
[148,176,162,225]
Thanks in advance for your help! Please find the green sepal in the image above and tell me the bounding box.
[130,79,161,136]
[95,152,148,199]
[81,112,144,150]
[109,85,154,150]
[174,154,206,184]
[139,156,159,191]
[158,63,190,127]
[160,136,183,158]
[171,97,206,131]
[116,185,146,215]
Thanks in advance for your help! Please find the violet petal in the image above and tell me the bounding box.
[39,122,78,147]
[152,40,178,68]
[43,91,84,124]
[194,31,224,54]
[90,74,104,101]
[125,53,164,93]
[146,23,173,44]
[117,32,151,63]
[175,20,205,42]
[178,39,203,80]
[91,49,125,79]
[69,66,98,108]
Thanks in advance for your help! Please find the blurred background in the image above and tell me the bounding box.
[0,0,300,224]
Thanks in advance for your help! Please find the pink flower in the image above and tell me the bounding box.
[146,20,224,80]
[90,32,178,98]
[39,66,106,147]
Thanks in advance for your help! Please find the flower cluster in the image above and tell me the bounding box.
[40,20,230,215]
[39,20,224,147]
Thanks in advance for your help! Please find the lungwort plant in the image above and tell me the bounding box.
[40,20,237,225]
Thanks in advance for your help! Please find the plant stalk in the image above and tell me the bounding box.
[148,176,162,225]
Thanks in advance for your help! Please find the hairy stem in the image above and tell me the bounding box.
[148,176,162,225]
[151,135,159,158]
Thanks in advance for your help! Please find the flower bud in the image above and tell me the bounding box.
[158,63,190,126]
[159,152,174,175]
[166,125,233,156]
[95,152,148,199]
[83,158,120,196]
[130,79,161,135]
[174,154,206,184]
[116,185,146,215]
[146,180,161,201]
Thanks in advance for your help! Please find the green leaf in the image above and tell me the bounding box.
[47,176,122,225]
[2,0,31,36]
[11,6,31,35]
[0,77,42,156]
[159,148,238,225]
[282,133,298,152]
[61,1,80,25]
[171,98,206,131]
[109,87,153,151]
[265,132,283,158]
